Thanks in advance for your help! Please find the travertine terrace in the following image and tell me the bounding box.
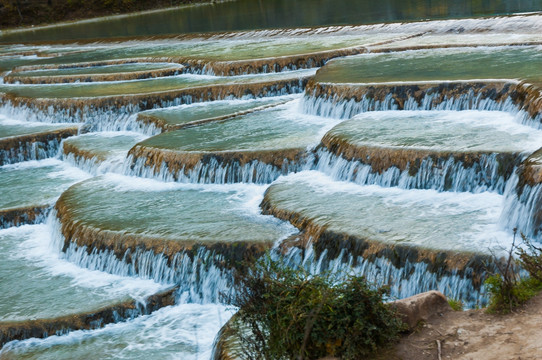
[0,2,541,358]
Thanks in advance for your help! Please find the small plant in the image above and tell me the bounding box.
[485,230,542,314]
[228,256,405,360]
[447,298,463,311]
[517,233,542,282]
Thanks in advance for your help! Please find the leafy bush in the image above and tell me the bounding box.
[485,275,542,314]
[447,298,463,311]
[485,231,542,314]
[517,233,542,282]
[228,257,405,360]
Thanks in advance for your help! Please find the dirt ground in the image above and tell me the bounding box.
[378,293,542,360]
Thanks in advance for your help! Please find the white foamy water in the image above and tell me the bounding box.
[17,222,168,299]
[61,131,148,175]
[0,224,166,322]
[81,172,298,235]
[271,170,514,255]
[340,110,542,153]
[0,303,234,360]
[0,113,74,128]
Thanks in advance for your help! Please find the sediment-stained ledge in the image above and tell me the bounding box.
[262,200,490,285]
[54,177,283,270]
[180,44,369,75]
[9,44,369,76]
[304,80,542,125]
[212,312,243,360]
[0,77,309,123]
[128,144,307,183]
[367,41,542,54]
[518,147,542,186]
[0,287,177,348]
[320,134,520,179]
[136,99,291,133]
[259,175,503,287]
[54,210,271,271]
[62,140,107,163]
[503,148,542,239]
[0,126,79,165]
[4,66,182,84]
[0,205,49,229]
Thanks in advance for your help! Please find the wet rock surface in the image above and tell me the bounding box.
[0,287,177,347]
[1,10,542,358]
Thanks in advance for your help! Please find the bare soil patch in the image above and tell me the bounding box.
[377,292,542,360]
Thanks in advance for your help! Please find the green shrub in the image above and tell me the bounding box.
[485,275,542,314]
[229,257,405,360]
[485,231,542,314]
[517,233,542,282]
[447,298,463,311]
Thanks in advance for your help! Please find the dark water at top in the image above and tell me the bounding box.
[1,0,540,43]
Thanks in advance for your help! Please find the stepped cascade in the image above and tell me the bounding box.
[0,2,541,358]
[61,132,147,175]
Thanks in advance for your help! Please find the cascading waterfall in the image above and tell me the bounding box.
[61,152,127,176]
[48,212,235,304]
[83,113,161,135]
[302,92,398,118]
[301,89,537,127]
[300,85,542,247]
[310,148,516,194]
[501,180,542,241]
[126,154,312,185]
[0,137,64,165]
[277,244,487,308]
[0,20,542,354]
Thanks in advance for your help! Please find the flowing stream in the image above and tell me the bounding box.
[1,3,541,358]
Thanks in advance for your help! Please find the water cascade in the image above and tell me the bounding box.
[125,98,332,184]
[0,224,173,347]
[0,6,541,358]
[0,115,78,165]
[0,71,312,127]
[0,159,90,228]
[61,132,148,175]
[51,175,296,302]
[311,110,542,194]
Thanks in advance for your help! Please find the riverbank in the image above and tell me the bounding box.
[0,0,214,29]
[378,292,542,359]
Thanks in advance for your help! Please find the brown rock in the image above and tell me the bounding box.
[392,290,452,330]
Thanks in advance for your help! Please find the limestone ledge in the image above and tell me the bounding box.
[517,148,542,188]
[260,193,493,286]
[54,196,273,270]
[4,66,182,84]
[0,205,49,229]
[510,150,542,239]
[136,99,290,132]
[62,140,106,163]
[367,41,542,54]
[0,287,177,348]
[128,143,307,180]
[10,44,369,76]
[320,133,520,179]
[0,77,309,122]
[0,126,79,165]
[305,80,542,125]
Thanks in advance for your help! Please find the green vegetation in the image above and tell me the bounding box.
[485,231,542,314]
[229,257,405,360]
[447,299,463,311]
[0,0,210,29]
